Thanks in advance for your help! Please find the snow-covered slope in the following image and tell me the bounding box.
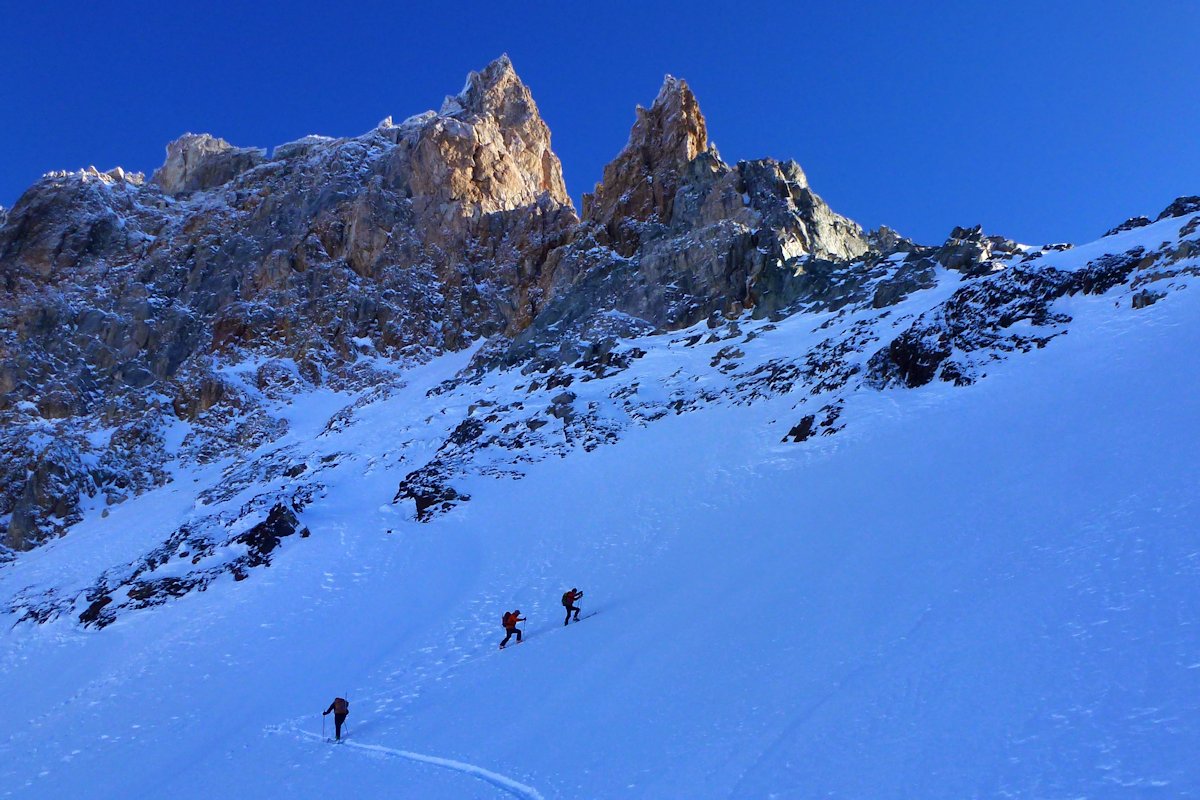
[2,210,1199,798]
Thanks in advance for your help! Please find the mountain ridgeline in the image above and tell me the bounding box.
[1,53,1197,587]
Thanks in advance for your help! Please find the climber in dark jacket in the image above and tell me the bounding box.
[561,588,583,625]
[323,696,349,740]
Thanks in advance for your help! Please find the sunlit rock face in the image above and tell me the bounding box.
[501,75,869,367]
[0,55,576,550]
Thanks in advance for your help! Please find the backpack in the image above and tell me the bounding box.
[502,611,514,627]
[561,591,573,607]
[334,697,349,715]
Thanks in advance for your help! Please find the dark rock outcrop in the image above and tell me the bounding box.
[64,497,312,629]
[1105,216,1152,237]
[866,249,1148,389]
[4,437,93,549]
[1156,196,1200,221]
[935,225,1022,276]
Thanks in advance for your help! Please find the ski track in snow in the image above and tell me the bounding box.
[282,727,545,800]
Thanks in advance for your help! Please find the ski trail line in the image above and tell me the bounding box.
[286,728,546,800]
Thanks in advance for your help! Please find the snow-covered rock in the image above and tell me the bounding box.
[1156,194,1200,221]
[0,56,578,550]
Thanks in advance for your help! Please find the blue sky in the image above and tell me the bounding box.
[2,1,1196,244]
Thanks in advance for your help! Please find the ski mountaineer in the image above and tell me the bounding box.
[561,588,583,625]
[500,609,525,649]
[323,696,350,741]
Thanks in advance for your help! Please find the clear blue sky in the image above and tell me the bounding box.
[2,1,1197,245]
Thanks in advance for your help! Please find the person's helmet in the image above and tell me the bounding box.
[514,609,520,614]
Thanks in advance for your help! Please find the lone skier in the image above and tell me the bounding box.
[500,609,525,649]
[323,696,350,741]
[561,588,583,625]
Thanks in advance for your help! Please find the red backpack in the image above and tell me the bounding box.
[502,611,514,627]
[333,697,349,715]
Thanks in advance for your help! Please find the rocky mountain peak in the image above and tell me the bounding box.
[421,54,569,210]
[583,74,713,229]
[441,54,519,118]
[499,75,870,362]
[0,56,586,551]
[646,75,710,166]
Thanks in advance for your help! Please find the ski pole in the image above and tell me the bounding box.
[322,712,326,741]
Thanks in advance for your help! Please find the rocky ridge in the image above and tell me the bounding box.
[0,56,576,551]
[0,58,869,554]
[496,76,871,369]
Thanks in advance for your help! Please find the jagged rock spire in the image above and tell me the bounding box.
[147,56,570,211]
[442,54,520,118]
[421,54,570,210]
[583,75,713,229]
[631,75,710,171]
